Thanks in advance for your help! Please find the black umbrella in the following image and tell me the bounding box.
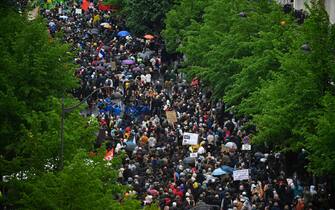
[183,157,195,165]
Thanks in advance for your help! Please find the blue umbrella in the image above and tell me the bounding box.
[212,168,229,176]
[220,165,234,174]
[124,141,136,151]
[117,30,130,37]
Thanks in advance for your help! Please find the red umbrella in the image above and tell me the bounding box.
[144,34,155,40]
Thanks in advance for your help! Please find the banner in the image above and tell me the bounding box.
[242,144,251,151]
[233,169,249,181]
[182,132,198,145]
[166,110,177,124]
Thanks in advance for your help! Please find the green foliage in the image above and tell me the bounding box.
[104,0,124,6]
[162,0,211,53]
[306,94,335,175]
[118,0,175,35]
[170,0,291,98]
[17,150,141,210]
[164,0,335,174]
[0,7,99,207]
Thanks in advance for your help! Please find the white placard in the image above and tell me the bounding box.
[233,169,249,181]
[182,132,199,145]
[75,8,82,14]
[190,153,198,158]
[242,144,251,151]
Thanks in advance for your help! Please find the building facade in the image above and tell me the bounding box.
[278,0,335,24]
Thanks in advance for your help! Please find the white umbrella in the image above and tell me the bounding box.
[225,142,237,150]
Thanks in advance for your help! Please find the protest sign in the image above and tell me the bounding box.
[242,144,251,151]
[75,8,82,14]
[182,132,199,145]
[190,153,198,158]
[166,110,177,124]
[233,169,249,181]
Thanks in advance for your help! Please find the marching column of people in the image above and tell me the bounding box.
[42,2,333,210]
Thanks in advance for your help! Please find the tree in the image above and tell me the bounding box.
[0,7,98,207]
[174,0,289,98]
[108,0,175,35]
[162,0,210,53]
[164,0,335,175]
[239,0,335,174]
[17,150,142,210]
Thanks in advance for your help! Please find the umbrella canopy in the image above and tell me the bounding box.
[220,165,234,174]
[111,92,123,99]
[100,22,112,29]
[212,168,229,176]
[117,30,130,37]
[225,142,237,150]
[122,59,135,65]
[95,65,105,71]
[144,34,154,40]
[49,21,56,27]
[90,28,99,35]
[183,157,195,164]
[132,66,141,72]
[124,141,136,151]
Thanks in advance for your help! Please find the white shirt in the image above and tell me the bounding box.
[145,73,151,83]
[141,74,146,83]
[148,137,156,147]
[198,146,206,155]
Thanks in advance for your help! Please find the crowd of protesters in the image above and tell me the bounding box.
[41,1,333,209]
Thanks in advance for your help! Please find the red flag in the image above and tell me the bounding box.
[104,148,114,161]
[81,0,89,11]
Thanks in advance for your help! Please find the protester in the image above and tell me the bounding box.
[41,2,333,209]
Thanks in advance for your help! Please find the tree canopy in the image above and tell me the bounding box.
[0,7,143,209]
[163,0,335,175]
[16,150,141,210]
[104,0,175,35]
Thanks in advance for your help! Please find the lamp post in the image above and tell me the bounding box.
[59,86,110,170]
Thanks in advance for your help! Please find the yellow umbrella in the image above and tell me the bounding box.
[101,22,112,29]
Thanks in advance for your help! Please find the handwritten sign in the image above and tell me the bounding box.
[166,110,177,124]
[182,132,199,145]
[233,169,249,181]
